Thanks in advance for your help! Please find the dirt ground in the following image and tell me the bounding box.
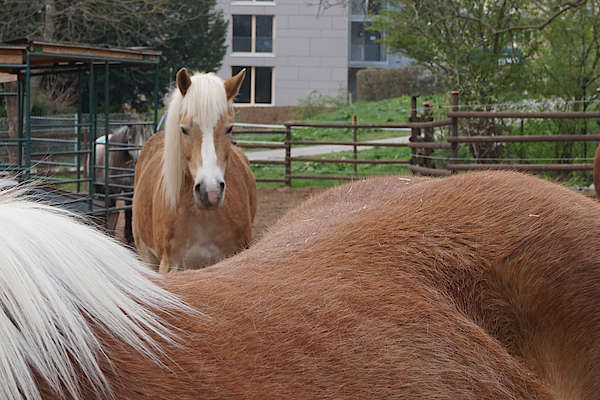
[252,186,324,240]
[114,186,324,243]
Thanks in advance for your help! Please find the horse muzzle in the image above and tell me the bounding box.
[193,180,225,209]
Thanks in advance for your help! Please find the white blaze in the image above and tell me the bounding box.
[197,128,224,191]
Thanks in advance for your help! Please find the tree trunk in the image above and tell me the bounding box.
[42,0,56,41]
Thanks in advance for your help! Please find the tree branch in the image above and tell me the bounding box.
[453,0,588,35]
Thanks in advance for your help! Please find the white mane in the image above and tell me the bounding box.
[0,188,193,400]
[161,72,230,208]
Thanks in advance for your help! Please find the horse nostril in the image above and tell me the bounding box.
[219,181,225,192]
[194,183,202,194]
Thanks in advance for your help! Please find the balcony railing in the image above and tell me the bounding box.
[350,44,386,62]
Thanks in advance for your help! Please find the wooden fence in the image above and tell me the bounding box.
[235,91,600,186]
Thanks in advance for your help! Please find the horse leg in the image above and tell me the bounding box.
[124,199,134,246]
[106,198,119,235]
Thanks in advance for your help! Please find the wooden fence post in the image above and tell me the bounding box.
[284,124,292,187]
[409,96,419,167]
[352,115,358,177]
[596,89,600,161]
[423,101,434,168]
[597,88,600,131]
[450,91,460,173]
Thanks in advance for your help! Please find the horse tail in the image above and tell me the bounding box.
[594,144,600,199]
[0,187,193,400]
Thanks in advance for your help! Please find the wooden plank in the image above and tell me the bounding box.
[448,111,600,119]
[407,142,452,149]
[36,42,159,62]
[290,174,355,181]
[285,120,450,129]
[288,140,410,147]
[0,52,24,65]
[408,165,452,176]
[290,157,410,164]
[237,143,286,149]
[249,159,286,165]
[256,178,286,183]
[447,163,593,171]
[448,134,600,143]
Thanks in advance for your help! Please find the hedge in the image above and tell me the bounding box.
[357,66,444,101]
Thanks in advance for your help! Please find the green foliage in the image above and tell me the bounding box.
[31,96,51,116]
[529,0,600,106]
[296,90,349,120]
[370,0,586,104]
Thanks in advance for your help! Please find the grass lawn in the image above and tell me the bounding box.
[234,95,444,144]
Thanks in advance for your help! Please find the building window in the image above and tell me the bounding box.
[350,21,385,62]
[232,66,273,105]
[351,0,384,17]
[232,15,273,53]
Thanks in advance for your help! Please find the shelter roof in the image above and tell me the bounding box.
[0,39,160,74]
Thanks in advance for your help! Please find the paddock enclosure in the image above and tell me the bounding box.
[1,39,599,240]
[0,39,160,228]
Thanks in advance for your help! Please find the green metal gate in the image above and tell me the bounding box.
[0,39,161,235]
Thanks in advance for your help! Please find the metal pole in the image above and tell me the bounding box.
[153,61,160,132]
[76,71,83,192]
[88,63,96,211]
[17,71,24,171]
[450,91,460,173]
[23,51,31,180]
[104,62,111,227]
[284,124,292,187]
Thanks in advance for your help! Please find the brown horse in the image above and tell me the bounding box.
[133,68,256,272]
[6,171,600,400]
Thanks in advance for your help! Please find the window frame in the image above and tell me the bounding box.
[232,0,275,4]
[231,66,274,106]
[231,14,274,55]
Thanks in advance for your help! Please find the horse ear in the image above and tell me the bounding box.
[224,69,246,101]
[176,68,192,96]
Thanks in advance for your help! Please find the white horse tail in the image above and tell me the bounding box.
[0,187,193,400]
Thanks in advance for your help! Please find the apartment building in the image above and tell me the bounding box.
[216,0,410,106]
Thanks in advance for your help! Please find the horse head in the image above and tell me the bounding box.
[125,124,151,162]
[162,68,245,209]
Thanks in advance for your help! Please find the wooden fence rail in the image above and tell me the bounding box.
[232,91,600,186]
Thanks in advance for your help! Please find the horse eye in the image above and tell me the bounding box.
[181,126,189,136]
[225,126,233,136]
